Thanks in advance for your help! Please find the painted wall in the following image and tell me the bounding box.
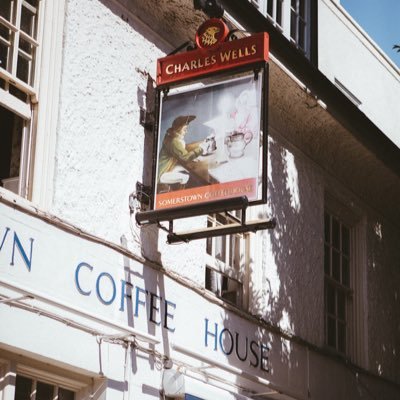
[318,0,400,148]
[51,0,209,282]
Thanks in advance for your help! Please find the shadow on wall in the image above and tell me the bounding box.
[97,0,173,391]
[218,133,324,396]
[368,219,400,383]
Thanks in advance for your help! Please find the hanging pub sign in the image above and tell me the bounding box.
[152,19,269,211]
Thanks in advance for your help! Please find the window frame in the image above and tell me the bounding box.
[249,0,312,57]
[0,0,42,198]
[0,0,65,207]
[205,211,250,309]
[0,357,89,400]
[324,210,353,355]
[323,195,367,366]
[289,0,310,54]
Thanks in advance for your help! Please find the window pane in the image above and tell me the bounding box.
[332,217,340,249]
[17,53,30,83]
[267,0,273,17]
[58,388,75,400]
[9,84,28,101]
[324,244,330,274]
[205,267,218,293]
[299,19,306,50]
[21,6,36,37]
[326,284,335,315]
[338,322,346,353]
[19,38,34,55]
[342,225,350,255]
[0,23,10,40]
[337,290,346,320]
[276,0,282,25]
[327,316,336,347]
[215,235,226,262]
[36,381,54,400]
[324,213,330,242]
[0,1,12,20]
[0,105,23,187]
[342,256,350,287]
[230,234,241,270]
[290,11,296,40]
[221,276,241,306]
[332,249,340,281]
[14,375,33,400]
[0,41,9,70]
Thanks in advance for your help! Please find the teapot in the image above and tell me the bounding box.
[226,131,249,158]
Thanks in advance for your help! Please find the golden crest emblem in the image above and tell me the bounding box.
[201,26,220,47]
[195,18,229,49]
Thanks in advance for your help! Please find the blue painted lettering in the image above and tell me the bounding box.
[204,318,218,350]
[10,232,34,271]
[0,227,10,251]
[74,262,176,331]
[134,287,147,317]
[96,272,116,305]
[164,300,176,332]
[235,332,248,361]
[204,319,269,372]
[250,340,259,368]
[149,292,161,326]
[75,262,93,295]
[219,328,234,355]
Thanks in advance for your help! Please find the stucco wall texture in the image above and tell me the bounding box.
[51,0,400,384]
[53,0,166,251]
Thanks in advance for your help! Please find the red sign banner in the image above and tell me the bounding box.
[157,32,269,86]
[155,178,257,210]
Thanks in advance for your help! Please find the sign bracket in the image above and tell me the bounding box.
[135,196,276,244]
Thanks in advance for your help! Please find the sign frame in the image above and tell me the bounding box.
[150,25,269,214]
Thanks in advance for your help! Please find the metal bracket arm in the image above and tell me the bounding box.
[167,218,276,244]
[135,196,276,244]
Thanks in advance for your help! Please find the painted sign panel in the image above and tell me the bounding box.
[154,69,265,210]
[153,26,269,212]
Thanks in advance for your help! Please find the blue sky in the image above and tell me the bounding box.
[340,0,400,68]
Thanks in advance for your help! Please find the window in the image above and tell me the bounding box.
[249,0,311,56]
[324,211,352,355]
[205,212,249,309]
[250,0,283,28]
[0,0,42,196]
[14,375,75,400]
[290,0,308,53]
[323,194,367,366]
[0,356,90,400]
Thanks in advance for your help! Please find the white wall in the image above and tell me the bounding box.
[51,0,210,281]
[318,0,400,148]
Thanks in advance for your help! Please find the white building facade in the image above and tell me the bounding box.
[1,1,400,399]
